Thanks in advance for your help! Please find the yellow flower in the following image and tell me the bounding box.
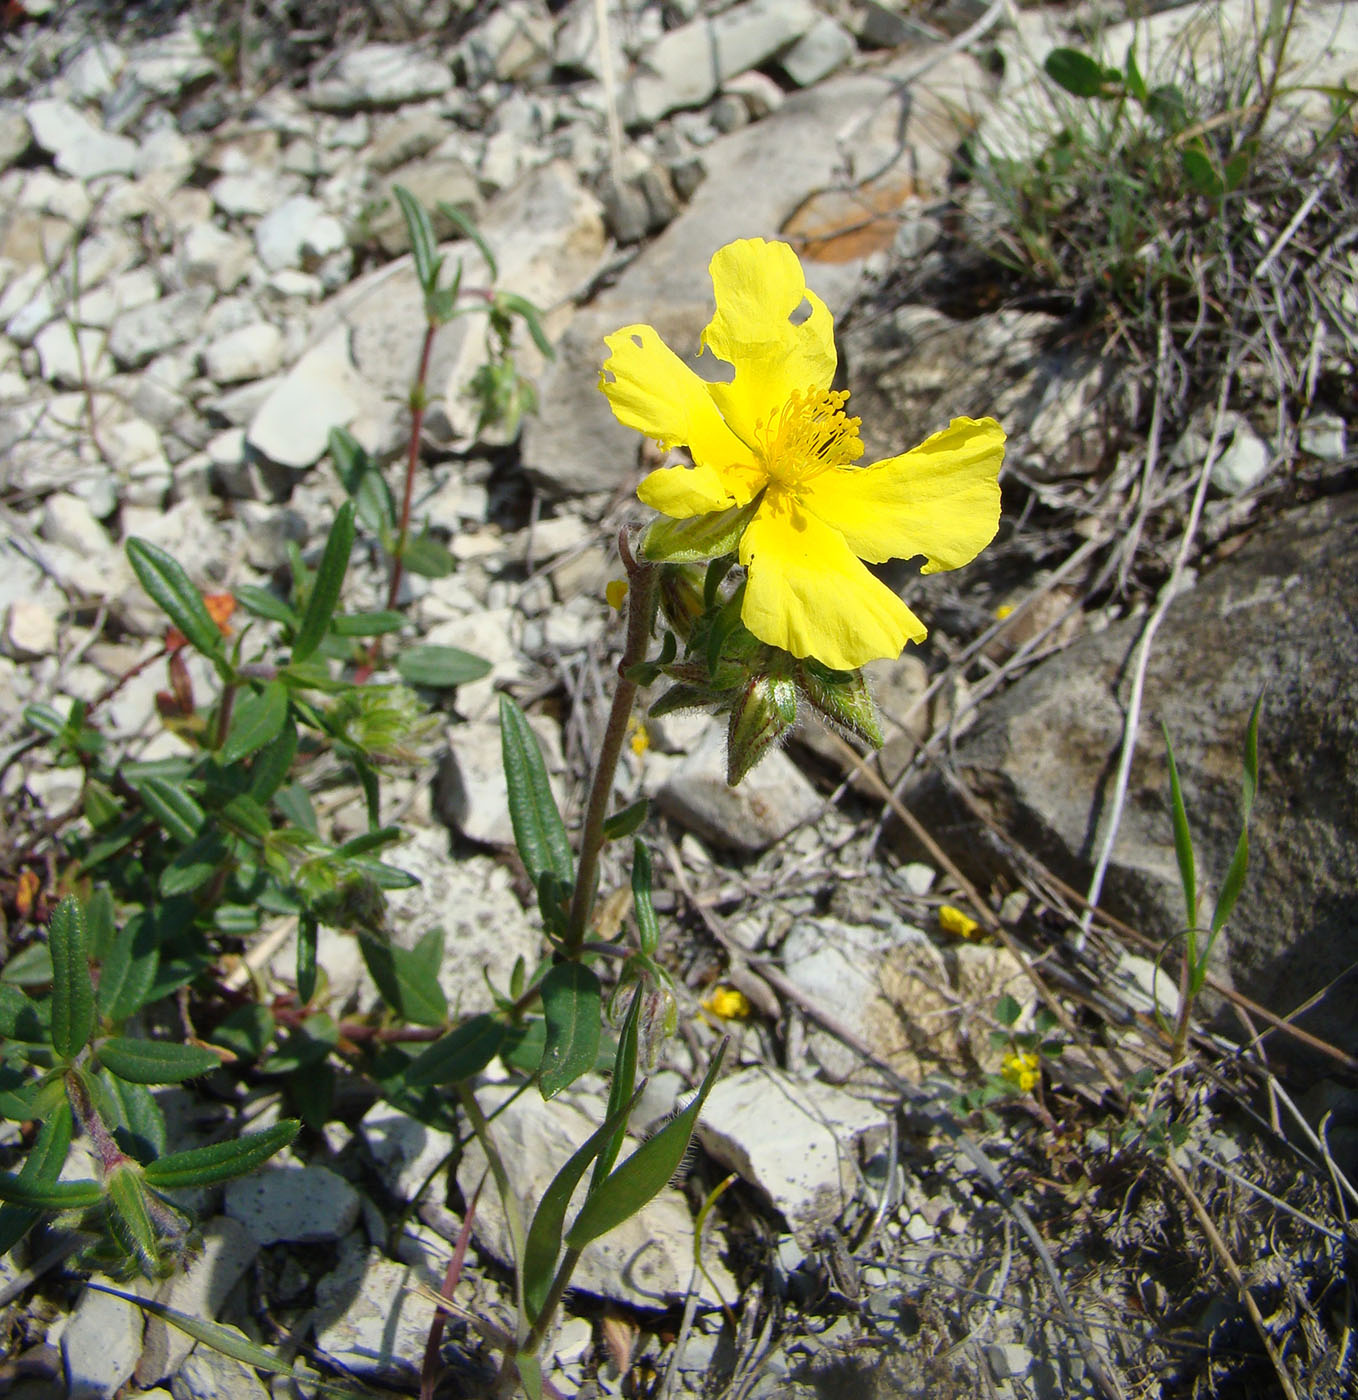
[702,985,752,1020]
[938,904,981,939]
[628,720,650,756]
[1002,1050,1041,1094]
[605,578,629,611]
[599,238,1004,671]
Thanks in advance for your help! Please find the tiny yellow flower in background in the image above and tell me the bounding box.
[938,903,982,940]
[606,578,629,611]
[599,237,1004,671]
[628,719,650,757]
[1002,1050,1041,1093]
[994,602,1016,621]
[702,985,752,1021]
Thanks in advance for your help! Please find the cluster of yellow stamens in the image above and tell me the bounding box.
[757,388,863,489]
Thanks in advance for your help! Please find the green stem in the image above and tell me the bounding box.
[563,535,658,951]
[385,316,440,613]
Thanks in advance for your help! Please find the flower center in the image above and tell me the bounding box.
[757,388,864,491]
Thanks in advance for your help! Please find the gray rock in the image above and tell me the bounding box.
[203,322,284,384]
[434,713,562,848]
[462,0,555,83]
[224,1163,361,1244]
[308,42,455,111]
[208,170,282,218]
[312,1245,441,1380]
[169,1327,270,1400]
[456,1083,736,1307]
[124,21,215,96]
[27,99,138,179]
[654,723,821,853]
[366,108,448,173]
[108,288,212,369]
[365,153,482,256]
[4,598,58,659]
[779,14,857,87]
[245,326,364,468]
[179,222,252,292]
[41,491,109,555]
[34,319,111,387]
[0,109,32,167]
[135,1217,258,1385]
[255,194,346,273]
[62,1280,147,1399]
[915,493,1358,1055]
[1299,412,1346,460]
[1210,418,1272,495]
[358,1102,456,1201]
[626,0,819,126]
[698,1067,885,1243]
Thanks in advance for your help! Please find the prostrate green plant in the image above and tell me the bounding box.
[1161,695,1262,1065]
[0,894,299,1277]
[953,993,1067,1129]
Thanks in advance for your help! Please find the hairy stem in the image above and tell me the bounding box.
[385,316,440,613]
[564,535,658,950]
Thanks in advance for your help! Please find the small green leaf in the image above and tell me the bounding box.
[631,839,660,956]
[86,886,117,962]
[1,943,53,986]
[496,291,555,358]
[126,538,226,665]
[0,1171,103,1210]
[1146,83,1188,130]
[1162,724,1197,930]
[500,695,573,887]
[159,833,228,897]
[591,986,642,1191]
[994,993,1023,1028]
[396,644,492,689]
[142,1120,301,1190]
[219,681,288,765]
[292,500,355,663]
[98,1038,222,1085]
[99,912,162,1025]
[0,1103,73,1254]
[538,963,601,1100]
[106,1165,158,1275]
[134,776,207,846]
[398,530,455,578]
[296,912,318,1005]
[210,1004,276,1062]
[501,1017,546,1074]
[360,933,448,1027]
[220,793,271,842]
[49,895,96,1061]
[566,1042,727,1249]
[603,799,648,842]
[523,1083,642,1321]
[328,426,396,535]
[1181,143,1225,198]
[405,1015,505,1085]
[1044,47,1117,99]
[248,719,299,803]
[234,585,299,628]
[330,610,405,637]
[436,199,498,280]
[1123,44,1148,104]
[0,983,42,1041]
[517,1352,543,1400]
[101,1071,168,1160]
[394,184,442,296]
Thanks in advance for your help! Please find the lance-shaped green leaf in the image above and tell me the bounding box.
[330,610,405,637]
[234,584,298,627]
[220,680,288,765]
[126,538,226,665]
[296,911,319,1005]
[0,1171,103,1210]
[516,1351,543,1400]
[602,798,648,842]
[292,500,355,663]
[590,985,642,1191]
[142,1120,300,1190]
[248,719,298,803]
[134,776,206,846]
[360,929,448,1027]
[85,1286,374,1399]
[98,912,161,1025]
[522,1082,643,1321]
[538,963,600,1100]
[328,425,395,534]
[394,184,443,297]
[86,885,116,961]
[1211,695,1263,937]
[631,839,660,956]
[0,1102,73,1253]
[500,695,573,887]
[436,199,497,280]
[496,291,555,358]
[98,1038,222,1085]
[100,1071,167,1160]
[405,1014,505,1086]
[396,644,492,689]
[106,1165,158,1276]
[565,1041,727,1249]
[1162,724,1197,931]
[398,530,454,578]
[49,895,95,1061]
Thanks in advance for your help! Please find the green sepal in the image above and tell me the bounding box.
[639,503,757,565]
[726,673,798,786]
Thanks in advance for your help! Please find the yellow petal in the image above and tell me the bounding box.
[738,491,926,671]
[801,416,1004,571]
[600,323,759,505]
[700,239,837,446]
